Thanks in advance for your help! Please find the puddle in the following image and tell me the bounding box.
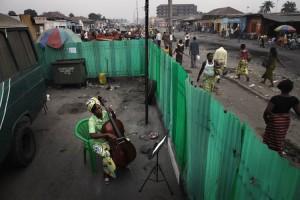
[57,103,86,115]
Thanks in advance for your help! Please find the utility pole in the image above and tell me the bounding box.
[145,0,149,124]
[136,0,139,25]
[168,0,173,56]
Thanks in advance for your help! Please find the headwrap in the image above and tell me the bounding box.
[86,97,101,112]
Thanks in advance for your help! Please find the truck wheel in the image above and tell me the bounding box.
[10,124,36,167]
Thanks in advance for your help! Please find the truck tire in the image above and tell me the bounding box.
[10,123,36,167]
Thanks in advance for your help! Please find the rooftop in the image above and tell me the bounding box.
[41,11,69,20]
[206,6,244,16]
[0,14,26,28]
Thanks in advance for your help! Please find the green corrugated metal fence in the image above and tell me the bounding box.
[148,42,300,200]
[35,40,145,79]
[38,40,300,199]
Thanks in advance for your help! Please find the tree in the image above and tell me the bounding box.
[8,11,17,16]
[88,13,105,21]
[281,1,297,13]
[69,13,75,17]
[24,9,38,17]
[259,1,275,13]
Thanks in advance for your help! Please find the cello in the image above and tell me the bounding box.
[98,96,136,168]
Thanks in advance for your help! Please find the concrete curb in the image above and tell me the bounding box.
[224,76,269,102]
[224,76,299,118]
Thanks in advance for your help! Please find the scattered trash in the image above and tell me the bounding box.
[78,94,88,99]
[265,94,270,97]
[148,131,159,140]
[273,80,279,83]
[249,84,255,88]
[106,85,121,91]
[258,86,263,88]
[46,94,51,101]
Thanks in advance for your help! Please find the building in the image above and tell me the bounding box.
[157,4,197,18]
[245,13,300,37]
[197,7,244,33]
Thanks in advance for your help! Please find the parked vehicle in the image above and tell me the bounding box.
[0,14,46,167]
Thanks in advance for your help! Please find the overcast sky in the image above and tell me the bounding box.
[1,0,299,21]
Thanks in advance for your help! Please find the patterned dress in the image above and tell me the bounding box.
[262,56,276,81]
[202,61,216,92]
[263,95,299,153]
[236,49,249,76]
[89,112,116,178]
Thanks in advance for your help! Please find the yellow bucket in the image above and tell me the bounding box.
[99,73,107,85]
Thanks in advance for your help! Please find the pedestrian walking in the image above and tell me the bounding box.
[261,47,285,87]
[259,35,265,48]
[163,45,169,54]
[235,25,241,42]
[189,37,200,68]
[263,79,300,155]
[174,40,184,65]
[230,27,234,39]
[213,46,228,83]
[184,32,190,48]
[156,31,162,47]
[162,32,168,47]
[236,44,250,81]
[197,53,217,92]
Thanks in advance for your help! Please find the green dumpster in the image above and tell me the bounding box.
[52,58,86,86]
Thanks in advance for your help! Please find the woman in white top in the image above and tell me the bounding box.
[197,53,217,92]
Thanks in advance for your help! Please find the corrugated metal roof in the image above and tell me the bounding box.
[263,13,300,22]
[206,7,244,16]
[0,14,27,28]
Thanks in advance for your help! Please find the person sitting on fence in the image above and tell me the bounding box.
[263,79,300,155]
[197,53,218,92]
[86,97,117,184]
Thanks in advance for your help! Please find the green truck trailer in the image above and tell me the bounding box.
[0,14,46,167]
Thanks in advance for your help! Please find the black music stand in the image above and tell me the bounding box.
[138,136,173,195]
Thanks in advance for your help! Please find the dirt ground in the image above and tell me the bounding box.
[0,78,185,200]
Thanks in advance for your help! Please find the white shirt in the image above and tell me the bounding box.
[156,33,162,41]
[84,32,88,39]
[185,34,190,41]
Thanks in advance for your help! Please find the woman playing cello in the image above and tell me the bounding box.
[86,97,117,184]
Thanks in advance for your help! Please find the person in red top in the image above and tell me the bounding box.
[263,79,300,155]
[236,44,250,81]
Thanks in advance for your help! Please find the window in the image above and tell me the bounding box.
[0,33,18,81]
[7,30,37,70]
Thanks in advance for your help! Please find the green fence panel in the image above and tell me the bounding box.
[36,40,145,79]
[185,80,212,200]
[204,97,244,200]
[233,125,300,200]
[171,61,188,170]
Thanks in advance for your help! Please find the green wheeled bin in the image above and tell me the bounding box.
[52,58,86,86]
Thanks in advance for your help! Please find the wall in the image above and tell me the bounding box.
[246,17,262,35]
